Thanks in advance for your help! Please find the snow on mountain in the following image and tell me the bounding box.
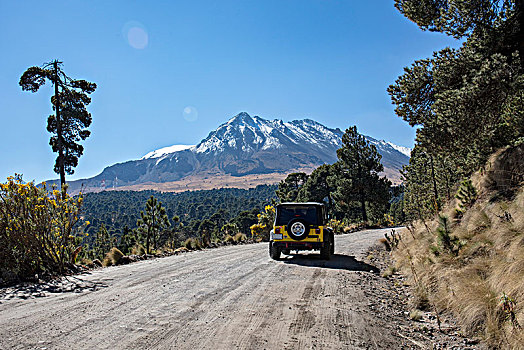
[56,112,411,193]
[387,142,412,157]
[141,112,410,166]
[141,145,194,159]
[366,137,411,156]
[194,112,342,155]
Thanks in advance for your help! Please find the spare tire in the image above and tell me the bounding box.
[286,218,309,241]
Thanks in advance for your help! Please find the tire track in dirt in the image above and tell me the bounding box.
[140,263,269,349]
[0,229,414,350]
[285,269,324,349]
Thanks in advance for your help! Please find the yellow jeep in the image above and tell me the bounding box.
[269,202,334,260]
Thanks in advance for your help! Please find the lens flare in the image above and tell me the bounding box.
[122,21,148,49]
[183,106,198,122]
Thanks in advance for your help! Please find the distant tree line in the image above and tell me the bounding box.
[78,185,276,258]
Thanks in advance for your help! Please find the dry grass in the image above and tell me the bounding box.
[381,265,397,278]
[183,238,202,250]
[131,244,146,255]
[80,258,93,267]
[103,247,124,266]
[409,309,423,321]
[378,237,391,251]
[233,233,247,243]
[223,234,234,244]
[394,146,524,349]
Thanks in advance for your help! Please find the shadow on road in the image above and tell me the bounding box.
[281,253,379,273]
[0,276,107,301]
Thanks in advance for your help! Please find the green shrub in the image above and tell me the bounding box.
[0,175,84,284]
[456,179,477,210]
[436,215,460,256]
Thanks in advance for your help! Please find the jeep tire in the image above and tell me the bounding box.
[286,218,309,241]
[320,235,331,260]
[269,241,281,260]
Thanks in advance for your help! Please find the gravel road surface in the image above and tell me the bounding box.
[0,229,414,349]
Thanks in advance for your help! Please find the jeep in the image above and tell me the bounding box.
[269,202,334,260]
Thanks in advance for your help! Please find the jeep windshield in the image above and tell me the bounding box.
[276,206,319,226]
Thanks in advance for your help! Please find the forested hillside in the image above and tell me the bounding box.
[80,185,277,243]
[389,1,524,348]
[389,1,524,220]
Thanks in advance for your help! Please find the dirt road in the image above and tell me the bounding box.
[0,229,414,349]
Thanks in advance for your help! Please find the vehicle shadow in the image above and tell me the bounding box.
[281,253,379,273]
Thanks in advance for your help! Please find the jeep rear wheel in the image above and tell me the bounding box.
[269,242,281,260]
[320,239,331,260]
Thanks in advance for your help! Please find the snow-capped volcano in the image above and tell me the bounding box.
[194,112,342,156]
[56,112,411,192]
[147,112,410,174]
[148,112,410,159]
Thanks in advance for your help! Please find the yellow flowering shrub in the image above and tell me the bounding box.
[250,205,275,241]
[250,223,266,241]
[327,218,344,234]
[382,214,395,227]
[0,174,83,284]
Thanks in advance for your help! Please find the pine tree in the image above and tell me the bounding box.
[221,222,239,238]
[389,1,524,226]
[332,126,391,223]
[119,225,136,254]
[19,60,96,189]
[389,1,524,212]
[198,219,215,246]
[233,210,258,235]
[297,164,336,214]
[394,0,524,60]
[169,215,180,249]
[94,223,110,260]
[136,196,170,254]
[455,178,477,210]
[276,172,308,202]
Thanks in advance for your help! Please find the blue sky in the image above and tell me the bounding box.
[0,1,459,183]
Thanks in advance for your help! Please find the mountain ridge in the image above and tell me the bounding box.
[54,112,411,193]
